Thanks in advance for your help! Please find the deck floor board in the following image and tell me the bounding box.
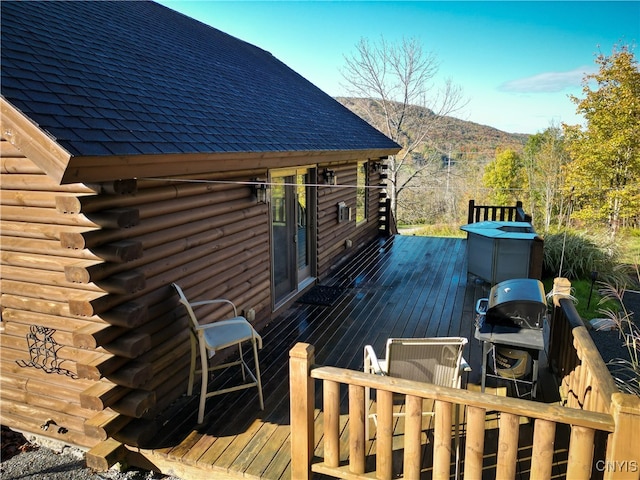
[129,235,565,479]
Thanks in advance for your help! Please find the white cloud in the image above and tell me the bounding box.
[499,66,597,93]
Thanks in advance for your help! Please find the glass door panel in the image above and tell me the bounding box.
[272,175,296,302]
[271,169,315,306]
[296,172,311,280]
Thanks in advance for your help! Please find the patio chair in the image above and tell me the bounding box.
[172,283,264,424]
[363,337,470,476]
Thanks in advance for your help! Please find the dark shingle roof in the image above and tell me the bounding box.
[1,1,398,157]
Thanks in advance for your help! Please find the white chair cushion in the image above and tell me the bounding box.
[202,317,256,352]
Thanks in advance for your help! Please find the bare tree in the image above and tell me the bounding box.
[340,36,467,219]
[522,124,570,232]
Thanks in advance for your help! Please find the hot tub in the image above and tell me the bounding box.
[460,221,542,285]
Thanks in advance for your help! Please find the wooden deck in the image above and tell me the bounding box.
[126,235,559,479]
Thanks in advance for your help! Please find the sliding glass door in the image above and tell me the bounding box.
[271,168,315,306]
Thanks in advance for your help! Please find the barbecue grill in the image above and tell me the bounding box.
[476,278,547,330]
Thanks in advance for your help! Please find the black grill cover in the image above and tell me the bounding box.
[484,279,547,329]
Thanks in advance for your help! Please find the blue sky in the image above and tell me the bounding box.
[158,1,639,134]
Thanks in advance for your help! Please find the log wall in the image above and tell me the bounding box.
[1,140,104,448]
[316,161,384,279]
[1,137,273,447]
[1,134,388,449]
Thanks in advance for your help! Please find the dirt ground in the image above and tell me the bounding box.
[1,425,37,461]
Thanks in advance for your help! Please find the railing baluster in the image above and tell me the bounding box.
[403,395,422,480]
[324,379,340,468]
[530,418,556,479]
[348,384,366,474]
[293,338,625,480]
[433,400,452,480]
[577,363,586,408]
[566,425,596,480]
[496,412,519,479]
[584,369,594,411]
[376,389,393,480]
[464,406,486,480]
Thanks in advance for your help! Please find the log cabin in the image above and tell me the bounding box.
[0,1,399,452]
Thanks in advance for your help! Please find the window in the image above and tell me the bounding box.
[356,161,368,223]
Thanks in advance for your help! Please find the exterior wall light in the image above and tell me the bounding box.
[252,179,268,203]
[323,169,336,185]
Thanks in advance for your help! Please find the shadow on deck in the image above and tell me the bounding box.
[126,235,562,479]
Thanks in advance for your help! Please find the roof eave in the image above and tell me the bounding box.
[61,147,401,185]
[1,98,72,184]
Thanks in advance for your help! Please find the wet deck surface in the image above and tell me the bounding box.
[129,235,563,479]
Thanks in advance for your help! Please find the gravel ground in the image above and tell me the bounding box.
[588,289,640,394]
[0,447,157,480]
[589,290,639,362]
[0,427,180,480]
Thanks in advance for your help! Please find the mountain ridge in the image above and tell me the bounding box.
[335,96,530,158]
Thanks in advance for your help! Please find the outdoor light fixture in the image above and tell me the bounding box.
[323,169,336,185]
[369,161,382,173]
[252,179,268,203]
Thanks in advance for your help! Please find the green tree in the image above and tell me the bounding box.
[563,45,640,238]
[523,125,570,232]
[482,149,526,206]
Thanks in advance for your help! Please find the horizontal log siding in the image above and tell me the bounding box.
[1,147,107,448]
[317,162,384,279]
[74,175,270,440]
[1,141,273,448]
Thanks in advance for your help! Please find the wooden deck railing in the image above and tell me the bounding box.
[467,199,531,224]
[547,278,619,413]
[380,197,398,236]
[290,341,639,480]
[547,278,640,478]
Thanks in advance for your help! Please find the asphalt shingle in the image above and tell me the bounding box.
[1,1,399,159]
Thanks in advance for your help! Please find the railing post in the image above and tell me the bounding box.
[468,199,475,224]
[290,342,315,480]
[548,278,573,376]
[515,200,524,220]
[388,198,398,235]
[515,200,532,222]
[604,393,640,480]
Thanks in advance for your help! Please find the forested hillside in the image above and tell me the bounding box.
[336,96,530,226]
[337,97,529,157]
